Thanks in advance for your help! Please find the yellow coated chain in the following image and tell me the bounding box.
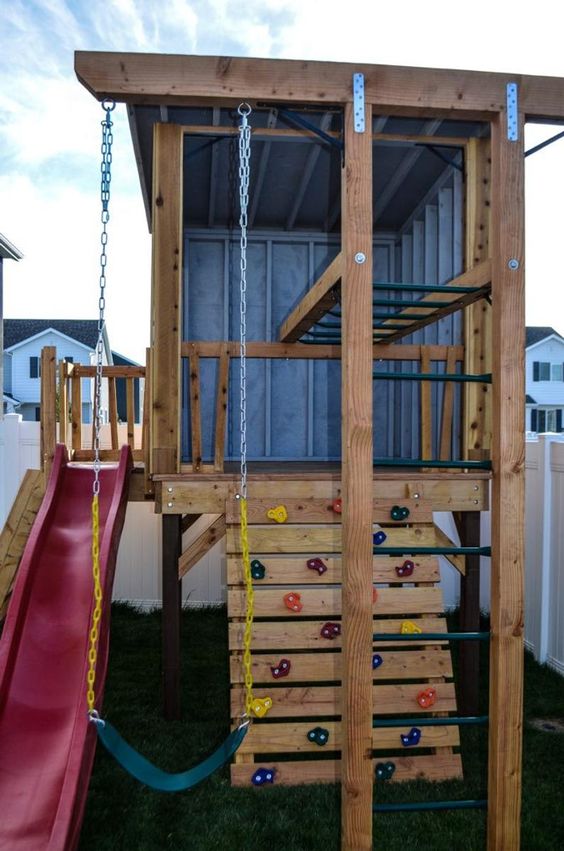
[86,495,103,714]
[240,496,254,717]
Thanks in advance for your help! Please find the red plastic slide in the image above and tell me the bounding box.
[0,444,132,850]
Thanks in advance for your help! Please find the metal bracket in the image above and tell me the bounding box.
[506,83,519,141]
[353,73,365,133]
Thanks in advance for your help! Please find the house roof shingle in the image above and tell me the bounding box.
[526,326,564,348]
[3,319,100,351]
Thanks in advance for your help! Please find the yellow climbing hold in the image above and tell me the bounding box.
[267,504,288,523]
[251,696,273,718]
[400,620,423,635]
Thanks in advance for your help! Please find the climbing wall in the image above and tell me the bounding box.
[226,484,463,787]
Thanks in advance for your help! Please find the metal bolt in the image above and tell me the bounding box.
[167,487,173,493]
[167,502,173,508]
[354,252,366,264]
[474,485,479,491]
[508,258,520,270]
[413,493,420,499]
[474,500,479,505]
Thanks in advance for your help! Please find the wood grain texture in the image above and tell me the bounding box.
[151,123,183,475]
[228,617,448,651]
[420,349,432,460]
[230,648,453,683]
[182,341,464,361]
[40,346,57,478]
[227,555,440,585]
[228,586,443,618]
[231,753,463,786]
[439,347,458,460]
[464,137,492,458]
[226,523,435,554]
[236,721,459,754]
[178,514,226,579]
[340,101,374,850]
[231,682,457,718]
[189,353,202,472]
[279,252,342,342]
[487,114,525,851]
[0,470,45,619]
[160,476,489,514]
[213,346,229,471]
[225,497,432,525]
[75,51,564,120]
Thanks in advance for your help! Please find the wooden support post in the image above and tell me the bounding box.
[40,346,57,481]
[162,513,182,720]
[58,360,69,449]
[108,376,119,450]
[458,511,481,715]
[214,346,229,472]
[420,349,432,459]
[126,378,135,449]
[142,348,153,496]
[487,113,525,851]
[464,137,492,458]
[152,123,183,476]
[340,101,373,851]
[189,353,202,472]
[71,370,82,456]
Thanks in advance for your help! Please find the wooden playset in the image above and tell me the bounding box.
[4,51,564,850]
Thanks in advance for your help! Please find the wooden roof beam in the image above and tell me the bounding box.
[279,252,343,342]
[75,52,564,121]
[285,112,333,230]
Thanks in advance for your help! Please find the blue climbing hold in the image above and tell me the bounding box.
[372,653,383,670]
[251,767,276,786]
[373,530,387,546]
[400,727,422,747]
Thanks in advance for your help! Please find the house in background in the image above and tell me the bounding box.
[0,234,23,418]
[3,320,111,422]
[526,326,564,433]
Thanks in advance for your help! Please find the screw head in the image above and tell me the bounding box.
[354,252,366,264]
[508,258,520,271]
[167,502,173,508]
[413,493,420,499]
[167,487,173,493]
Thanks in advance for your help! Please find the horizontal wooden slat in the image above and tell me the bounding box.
[231,682,458,717]
[225,497,432,525]
[72,365,145,378]
[72,449,144,462]
[230,648,453,683]
[227,555,440,586]
[229,617,448,651]
[237,721,459,754]
[228,586,443,618]
[182,341,464,361]
[226,524,435,554]
[230,753,463,786]
[160,477,489,514]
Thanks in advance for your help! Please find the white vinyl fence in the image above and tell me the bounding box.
[1,414,562,673]
[0,414,224,609]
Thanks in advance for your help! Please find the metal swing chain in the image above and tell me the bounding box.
[237,103,255,720]
[87,98,115,721]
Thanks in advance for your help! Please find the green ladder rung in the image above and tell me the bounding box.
[373,281,485,294]
[373,547,491,556]
[373,372,492,383]
[372,458,492,469]
[373,799,487,813]
[373,715,489,728]
[372,631,490,641]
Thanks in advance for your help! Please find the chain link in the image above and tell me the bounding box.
[93,99,115,497]
[238,103,251,499]
[87,99,115,719]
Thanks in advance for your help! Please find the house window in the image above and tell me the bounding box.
[533,361,564,381]
[536,408,563,433]
[29,356,40,378]
[64,356,74,363]
[34,406,41,422]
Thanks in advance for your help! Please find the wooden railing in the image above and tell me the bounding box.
[181,341,466,473]
[40,346,150,482]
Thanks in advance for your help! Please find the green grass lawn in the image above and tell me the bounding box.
[79,605,564,850]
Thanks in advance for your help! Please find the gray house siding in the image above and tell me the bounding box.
[182,172,463,463]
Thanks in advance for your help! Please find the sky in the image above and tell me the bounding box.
[2,0,564,362]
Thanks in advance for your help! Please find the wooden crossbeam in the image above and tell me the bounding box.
[182,340,464,361]
[178,513,226,579]
[279,253,343,342]
[75,52,564,121]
